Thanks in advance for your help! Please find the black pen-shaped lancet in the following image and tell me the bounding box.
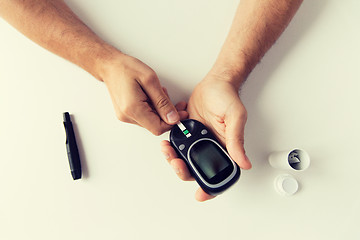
[63,112,82,180]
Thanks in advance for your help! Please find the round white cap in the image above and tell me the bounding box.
[274,174,299,196]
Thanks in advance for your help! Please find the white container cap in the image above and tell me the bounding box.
[274,174,299,196]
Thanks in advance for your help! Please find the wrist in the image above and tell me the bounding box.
[86,43,124,82]
[207,58,249,90]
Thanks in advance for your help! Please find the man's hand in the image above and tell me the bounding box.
[160,0,302,202]
[103,53,183,135]
[0,0,184,135]
[161,72,252,202]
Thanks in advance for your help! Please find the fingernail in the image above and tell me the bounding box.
[171,161,180,174]
[166,111,179,124]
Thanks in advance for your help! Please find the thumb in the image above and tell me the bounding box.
[225,103,252,170]
[141,76,180,125]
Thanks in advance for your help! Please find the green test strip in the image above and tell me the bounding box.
[177,122,192,138]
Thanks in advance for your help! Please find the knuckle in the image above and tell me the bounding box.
[116,112,128,122]
[120,103,136,118]
[179,172,193,182]
[151,128,163,136]
[150,124,168,136]
[142,71,157,85]
[178,173,188,181]
[178,174,186,181]
[242,109,248,121]
[155,96,170,110]
[237,137,245,146]
[239,106,247,121]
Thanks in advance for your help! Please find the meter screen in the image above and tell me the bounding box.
[190,140,231,180]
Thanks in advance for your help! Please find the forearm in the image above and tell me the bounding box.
[0,0,117,80]
[212,0,303,89]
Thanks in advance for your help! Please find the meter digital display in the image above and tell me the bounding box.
[170,119,240,195]
[190,140,231,181]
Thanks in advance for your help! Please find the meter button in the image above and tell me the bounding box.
[179,144,185,151]
[201,129,208,135]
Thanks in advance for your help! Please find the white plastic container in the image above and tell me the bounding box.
[268,149,310,171]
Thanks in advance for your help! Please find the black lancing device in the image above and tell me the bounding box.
[63,112,82,180]
[170,119,240,195]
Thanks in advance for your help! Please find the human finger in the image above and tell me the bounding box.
[175,101,187,111]
[160,140,194,181]
[139,75,179,125]
[195,188,216,202]
[162,90,188,121]
[224,102,252,169]
[175,101,189,120]
[133,99,173,135]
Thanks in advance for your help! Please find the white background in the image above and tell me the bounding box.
[1,0,359,239]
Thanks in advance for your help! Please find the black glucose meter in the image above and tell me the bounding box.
[170,119,240,195]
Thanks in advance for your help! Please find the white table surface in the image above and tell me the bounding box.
[1,0,359,239]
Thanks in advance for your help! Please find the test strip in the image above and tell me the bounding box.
[177,122,186,131]
[176,122,192,138]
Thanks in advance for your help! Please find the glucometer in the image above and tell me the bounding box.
[170,119,240,195]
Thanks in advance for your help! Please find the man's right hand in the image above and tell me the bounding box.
[102,53,186,135]
[0,1,184,136]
